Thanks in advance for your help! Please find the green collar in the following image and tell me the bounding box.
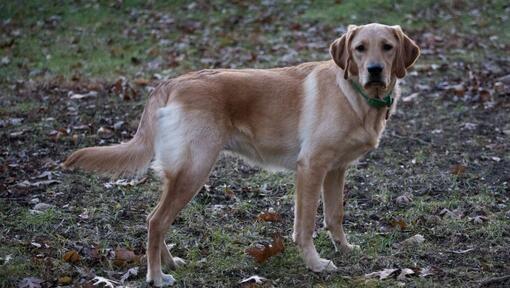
[349,80,394,109]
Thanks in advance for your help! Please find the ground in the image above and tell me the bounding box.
[1,1,509,287]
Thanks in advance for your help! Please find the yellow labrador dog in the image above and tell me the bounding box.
[64,23,419,286]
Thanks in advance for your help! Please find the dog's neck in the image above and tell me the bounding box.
[336,70,399,138]
[351,76,397,100]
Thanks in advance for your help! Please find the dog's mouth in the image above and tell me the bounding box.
[364,80,387,89]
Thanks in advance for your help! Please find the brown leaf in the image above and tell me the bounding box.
[71,134,79,145]
[63,250,80,263]
[112,77,138,101]
[113,247,139,267]
[134,78,150,86]
[58,276,72,285]
[115,247,135,260]
[246,234,284,264]
[390,218,408,230]
[479,89,491,102]
[224,187,236,199]
[256,211,282,222]
[450,164,467,176]
[84,245,101,262]
[452,84,465,97]
[147,47,160,57]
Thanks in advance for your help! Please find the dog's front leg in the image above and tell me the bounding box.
[293,160,337,272]
[322,168,360,253]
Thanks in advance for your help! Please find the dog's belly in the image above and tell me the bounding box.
[223,131,299,171]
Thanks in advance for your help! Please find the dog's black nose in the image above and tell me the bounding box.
[367,63,384,75]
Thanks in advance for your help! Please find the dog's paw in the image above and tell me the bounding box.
[340,243,360,253]
[147,273,176,287]
[171,257,186,268]
[161,274,176,286]
[333,241,360,253]
[161,252,186,269]
[307,258,337,272]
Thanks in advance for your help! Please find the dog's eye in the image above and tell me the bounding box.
[383,44,393,51]
[355,45,365,52]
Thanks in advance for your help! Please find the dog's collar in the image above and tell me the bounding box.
[349,80,394,109]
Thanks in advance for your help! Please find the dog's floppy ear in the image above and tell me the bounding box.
[330,25,358,79]
[392,25,420,79]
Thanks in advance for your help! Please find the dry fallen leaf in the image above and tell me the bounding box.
[470,215,489,224]
[395,194,413,207]
[112,76,138,101]
[479,89,491,102]
[69,90,98,100]
[113,247,139,267]
[224,186,236,199]
[240,275,267,284]
[450,164,467,176]
[256,211,282,222]
[104,177,148,188]
[494,81,504,94]
[84,245,101,262]
[246,234,285,264]
[365,266,442,281]
[390,218,408,230]
[58,276,72,285]
[439,208,463,219]
[419,265,443,278]
[396,268,415,281]
[91,276,119,288]
[451,84,465,97]
[399,234,425,247]
[402,92,419,103]
[63,250,80,263]
[448,248,474,254]
[18,277,43,288]
[120,267,139,283]
[365,268,399,280]
[97,127,113,139]
[134,78,150,86]
[0,254,12,265]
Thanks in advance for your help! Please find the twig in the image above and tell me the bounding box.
[391,132,431,145]
[479,275,510,287]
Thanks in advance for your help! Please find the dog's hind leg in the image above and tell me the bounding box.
[146,148,222,286]
[146,201,185,269]
[160,239,186,269]
[146,105,226,287]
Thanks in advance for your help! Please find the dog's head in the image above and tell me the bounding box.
[330,23,420,90]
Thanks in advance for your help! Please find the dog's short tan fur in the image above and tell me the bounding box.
[64,23,419,286]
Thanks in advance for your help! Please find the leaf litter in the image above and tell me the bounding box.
[245,234,285,264]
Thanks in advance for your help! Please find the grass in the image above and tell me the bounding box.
[1,0,509,287]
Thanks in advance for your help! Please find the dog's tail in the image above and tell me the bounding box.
[63,85,167,178]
